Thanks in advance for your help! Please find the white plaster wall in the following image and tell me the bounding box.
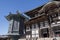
[19,37,60,40]
[18,39,26,40]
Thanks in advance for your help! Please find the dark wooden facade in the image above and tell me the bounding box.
[25,1,60,40]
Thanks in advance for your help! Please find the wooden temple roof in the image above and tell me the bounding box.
[25,5,44,16]
[5,12,25,21]
[0,35,8,38]
[24,14,48,25]
[24,1,60,25]
[5,13,21,21]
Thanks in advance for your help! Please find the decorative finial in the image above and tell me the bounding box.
[9,12,12,14]
[16,10,20,14]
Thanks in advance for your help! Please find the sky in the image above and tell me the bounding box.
[0,0,49,35]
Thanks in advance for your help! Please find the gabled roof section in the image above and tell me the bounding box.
[24,13,47,25]
[5,13,23,21]
[24,5,44,16]
[0,35,8,38]
[5,11,30,21]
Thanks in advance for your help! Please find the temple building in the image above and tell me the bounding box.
[24,0,60,40]
[0,0,60,40]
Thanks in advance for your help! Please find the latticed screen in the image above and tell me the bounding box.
[13,21,19,33]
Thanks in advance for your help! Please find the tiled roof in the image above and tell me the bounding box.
[0,35,8,38]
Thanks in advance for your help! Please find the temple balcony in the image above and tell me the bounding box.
[51,21,60,27]
[52,16,60,21]
[40,24,49,29]
[40,26,49,29]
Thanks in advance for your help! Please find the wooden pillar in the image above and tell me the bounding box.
[30,24,32,40]
[45,15,55,37]
[39,29,42,38]
[39,22,42,38]
[49,25,55,37]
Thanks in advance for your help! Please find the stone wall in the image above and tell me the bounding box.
[19,37,60,40]
[37,37,60,40]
